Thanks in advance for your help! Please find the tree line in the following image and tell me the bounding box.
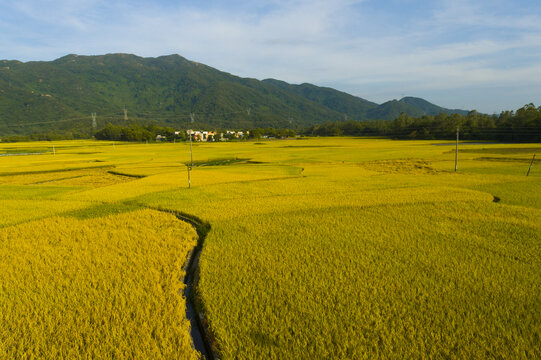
[2,104,540,143]
[94,124,184,142]
[303,104,541,142]
[93,124,297,142]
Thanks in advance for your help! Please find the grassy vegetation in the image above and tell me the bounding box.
[0,137,539,358]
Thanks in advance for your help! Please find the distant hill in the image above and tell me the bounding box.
[366,99,424,120]
[366,97,469,121]
[262,79,378,121]
[399,97,469,116]
[0,54,470,136]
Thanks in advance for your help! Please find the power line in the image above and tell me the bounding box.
[1,111,126,128]
[131,108,253,119]
[0,108,249,128]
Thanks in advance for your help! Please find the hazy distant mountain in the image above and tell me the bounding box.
[0,54,469,135]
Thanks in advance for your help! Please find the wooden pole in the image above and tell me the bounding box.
[455,126,459,172]
[527,154,536,176]
[188,130,193,188]
[190,131,193,168]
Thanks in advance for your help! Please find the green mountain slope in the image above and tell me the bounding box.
[0,54,469,136]
[399,96,469,116]
[366,99,425,120]
[366,97,470,120]
[262,79,378,120]
[0,54,346,135]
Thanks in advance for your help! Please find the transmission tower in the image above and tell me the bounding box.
[123,107,128,121]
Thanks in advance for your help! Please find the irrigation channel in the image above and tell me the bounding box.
[0,152,46,156]
[156,208,216,360]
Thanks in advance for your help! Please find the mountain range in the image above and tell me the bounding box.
[0,53,469,135]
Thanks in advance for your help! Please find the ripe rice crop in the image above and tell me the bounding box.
[136,138,540,359]
[0,199,89,227]
[0,167,133,187]
[0,209,199,359]
[1,137,539,359]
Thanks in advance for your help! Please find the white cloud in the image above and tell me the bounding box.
[0,0,539,112]
[433,0,541,31]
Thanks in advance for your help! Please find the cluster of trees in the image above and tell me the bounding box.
[94,124,186,142]
[0,130,89,142]
[303,104,541,142]
[93,124,297,142]
[248,128,296,139]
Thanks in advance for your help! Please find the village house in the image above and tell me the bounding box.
[186,130,218,142]
[185,130,249,141]
[225,130,249,139]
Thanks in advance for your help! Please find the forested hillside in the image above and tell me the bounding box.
[0,54,345,135]
[0,54,470,137]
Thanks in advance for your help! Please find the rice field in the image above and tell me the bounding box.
[0,138,539,359]
[0,209,199,359]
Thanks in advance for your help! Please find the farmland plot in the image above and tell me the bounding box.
[1,138,539,359]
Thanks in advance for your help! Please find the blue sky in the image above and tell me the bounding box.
[1,0,540,113]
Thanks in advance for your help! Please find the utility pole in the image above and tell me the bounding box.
[527,154,536,176]
[187,129,193,188]
[187,163,191,188]
[190,131,193,168]
[123,107,128,121]
[91,113,97,136]
[455,126,459,172]
[187,113,195,189]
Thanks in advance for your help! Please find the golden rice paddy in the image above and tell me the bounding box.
[1,138,539,359]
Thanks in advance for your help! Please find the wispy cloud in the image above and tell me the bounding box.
[0,0,539,113]
[433,0,541,31]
